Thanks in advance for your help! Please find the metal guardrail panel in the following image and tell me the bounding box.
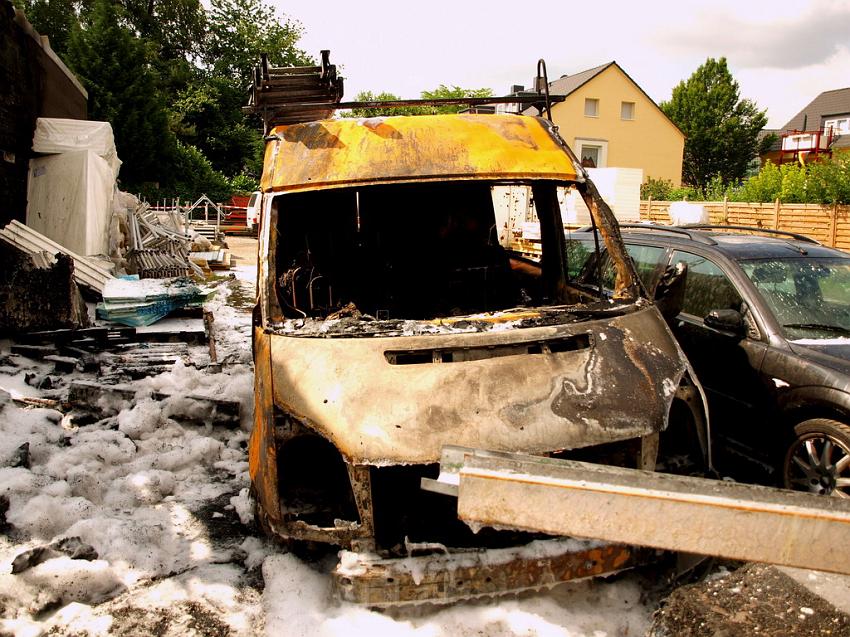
[425,447,850,575]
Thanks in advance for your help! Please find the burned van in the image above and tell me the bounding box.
[249,112,706,603]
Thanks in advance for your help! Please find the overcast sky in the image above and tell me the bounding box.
[269,0,850,129]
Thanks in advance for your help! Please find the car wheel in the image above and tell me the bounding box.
[783,419,850,498]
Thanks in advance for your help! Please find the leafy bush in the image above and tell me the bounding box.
[734,161,781,202]
[640,177,673,200]
[646,154,850,205]
[230,173,259,194]
[667,185,702,201]
[642,176,724,202]
[807,153,850,204]
[730,154,850,204]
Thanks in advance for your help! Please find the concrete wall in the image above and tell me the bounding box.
[0,0,87,227]
[551,65,684,185]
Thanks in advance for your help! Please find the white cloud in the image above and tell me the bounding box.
[271,0,849,129]
[663,3,850,69]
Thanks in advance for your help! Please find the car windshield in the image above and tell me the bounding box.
[740,257,850,340]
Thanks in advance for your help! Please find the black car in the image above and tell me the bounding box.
[568,224,850,496]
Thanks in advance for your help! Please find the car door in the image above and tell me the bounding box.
[668,249,771,457]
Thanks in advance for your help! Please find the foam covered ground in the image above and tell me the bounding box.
[0,271,655,636]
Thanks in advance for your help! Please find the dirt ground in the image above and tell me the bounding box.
[649,563,850,636]
[225,236,258,271]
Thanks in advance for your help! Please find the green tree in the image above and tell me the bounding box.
[420,84,493,113]
[120,0,206,60]
[178,0,310,181]
[661,58,769,194]
[66,0,175,189]
[118,0,207,99]
[342,85,493,118]
[13,0,79,56]
[342,91,424,117]
[170,75,259,176]
[205,0,309,82]
[22,0,311,199]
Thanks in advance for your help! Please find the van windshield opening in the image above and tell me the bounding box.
[270,180,626,332]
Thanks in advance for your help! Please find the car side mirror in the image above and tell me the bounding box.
[704,309,744,335]
[654,261,688,323]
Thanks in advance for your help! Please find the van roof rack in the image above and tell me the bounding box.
[681,224,821,245]
[245,51,564,132]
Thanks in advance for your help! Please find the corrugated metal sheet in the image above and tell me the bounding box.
[0,220,113,293]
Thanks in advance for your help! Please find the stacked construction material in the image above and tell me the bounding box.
[126,203,207,278]
[188,248,233,274]
[27,119,119,257]
[0,220,113,293]
[96,276,212,327]
[129,249,193,279]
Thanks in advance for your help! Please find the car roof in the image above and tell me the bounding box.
[570,225,850,260]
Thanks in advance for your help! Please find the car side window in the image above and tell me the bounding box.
[599,244,667,291]
[671,250,742,319]
[569,239,666,292]
[625,244,667,291]
[565,238,595,279]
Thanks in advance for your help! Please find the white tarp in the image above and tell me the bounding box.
[26,150,114,256]
[32,118,121,179]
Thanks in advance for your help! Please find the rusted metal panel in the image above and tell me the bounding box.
[333,538,645,606]
[269,305,687,465]
[258,410,376,547]
[260,115,579,194]
[249,327,280,523]
[448,449,850,575]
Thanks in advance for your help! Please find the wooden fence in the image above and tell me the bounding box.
[639,199,850,252]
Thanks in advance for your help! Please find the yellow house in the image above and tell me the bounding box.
[536,61,684,185]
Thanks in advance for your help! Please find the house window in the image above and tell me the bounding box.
[824,118,850,135]
[581,146,601,168]
[575,138,608,168]
[621,101,635,120]
[584,98,599,117]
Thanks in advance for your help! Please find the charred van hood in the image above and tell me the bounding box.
[789,340,850,377]
[268,305,688,465]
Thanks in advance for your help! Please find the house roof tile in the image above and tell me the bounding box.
[520,61,683,136]
[782,88,850,131]
[546,62,614,97]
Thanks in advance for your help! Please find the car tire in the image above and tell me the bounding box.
[783,419,850,497]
